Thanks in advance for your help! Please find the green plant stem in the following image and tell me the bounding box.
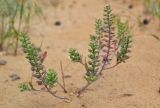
[14,24,21,55]
[14,36,19,55]
[14,7,23,55]
[0,19,4,51]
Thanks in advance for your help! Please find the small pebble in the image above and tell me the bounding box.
[81,104,86,108]
[64,75,72,78]
[9,74,20,81]
[143,19,149,25]
[121,93,133,97]
[158,88,160,93]
[0,59,7,65]
[54,21,61,26]
[128,4,133,9]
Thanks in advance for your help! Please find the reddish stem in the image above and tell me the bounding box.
[60,61,67,93]
[77,82,92,97]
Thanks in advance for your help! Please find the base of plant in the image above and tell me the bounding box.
[77,82,92,97]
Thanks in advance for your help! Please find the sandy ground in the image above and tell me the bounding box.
[1,0,160,108]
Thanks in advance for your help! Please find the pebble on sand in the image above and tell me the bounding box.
[0,60,7,65]
[9,74,21,81]
[54,21,61,26]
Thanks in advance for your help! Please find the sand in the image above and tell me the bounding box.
[1,0,160,108]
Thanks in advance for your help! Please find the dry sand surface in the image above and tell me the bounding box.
[1,0,160,108]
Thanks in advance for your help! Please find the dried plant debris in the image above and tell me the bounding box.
[151,34,160,41]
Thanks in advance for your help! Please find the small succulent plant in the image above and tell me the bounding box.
[85,35,100,82]
[43,69,58,88]
[69,4,132,96]
[69,48,82,63]
[19,83,31,92]
[20,33,58,94]
[20,33,69,101]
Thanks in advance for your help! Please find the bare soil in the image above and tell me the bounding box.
[1,0,160,108]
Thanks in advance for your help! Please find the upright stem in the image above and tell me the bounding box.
[0,19,4,51]
[29,82,36,90]
[77,82,92,97]
[14,34,19,54]
[60,61,67,93]
[57,82,67,93]
[14,10,23,55]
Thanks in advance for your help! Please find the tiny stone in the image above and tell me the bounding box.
[143,19,149,25]
[54,21,61,26]
[81,104,87,108]
[0,60,7,65]
[9,74,20,81]
[158,88,160,93]
[128,4,133,9]
[121,93,133,97]
[64,75,72,78]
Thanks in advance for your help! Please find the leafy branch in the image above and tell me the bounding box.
[69,4,132,96]
[116,19,132,64]
[20,33,68,100]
